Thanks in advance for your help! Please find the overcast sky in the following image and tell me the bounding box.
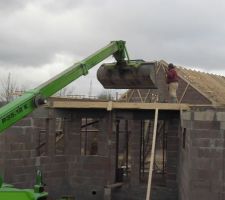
[0,0,225,97]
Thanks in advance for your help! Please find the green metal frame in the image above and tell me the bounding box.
[0,40,129,133]
[0,187,48,200]
[0,169,48,200]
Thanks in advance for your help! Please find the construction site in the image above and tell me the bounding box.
[0,41,225,200]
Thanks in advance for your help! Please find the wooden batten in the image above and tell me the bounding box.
[50,100,190,111]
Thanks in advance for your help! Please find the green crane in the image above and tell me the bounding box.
[0,40,156,200]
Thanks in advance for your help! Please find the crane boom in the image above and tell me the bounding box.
[0,40,157,200]
[0,40,128,133]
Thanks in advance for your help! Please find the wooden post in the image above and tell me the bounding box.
[146,109,159,200]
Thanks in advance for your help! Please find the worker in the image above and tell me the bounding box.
[166,63,178,103]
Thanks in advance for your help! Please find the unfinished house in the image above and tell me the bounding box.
[0,61,225,200]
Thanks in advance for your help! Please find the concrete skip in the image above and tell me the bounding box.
[97,61,157,89]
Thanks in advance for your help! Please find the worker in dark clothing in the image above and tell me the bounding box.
[166,63,178,103]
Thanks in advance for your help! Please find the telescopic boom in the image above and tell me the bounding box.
[0,40,128,133]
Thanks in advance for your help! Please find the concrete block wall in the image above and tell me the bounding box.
[40,155,67,199]
[97,118,109,157]
[0,120,38,188]
[70,156,108,200]
[64,114,112,200]
[179,109,225,200]
[0,116,68,199]
[166,118,180,200]
[0,112,113,200]
[130,120,141,186]
[0,129,6,179]
[4,107,225,200]
[98,116,117,184]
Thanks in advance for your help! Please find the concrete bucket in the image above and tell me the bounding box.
[97,61,157,89]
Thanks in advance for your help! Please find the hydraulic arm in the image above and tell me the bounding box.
[0,40,157,200]
[0,40,129,133]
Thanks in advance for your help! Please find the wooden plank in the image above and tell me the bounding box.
[51,101,190,111]
[146,109,159,200]
[52,101,108,109]
[112,102,189,110]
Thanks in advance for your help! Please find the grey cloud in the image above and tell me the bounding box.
[36,0,85,13]
[0,0,28,13]
[0,0,85,13]
[32,0,105,14]
[0,0,225,72]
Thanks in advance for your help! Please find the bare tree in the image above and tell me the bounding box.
[97,90,113,100]
[0,73,18,103]
[56,86,75,97]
